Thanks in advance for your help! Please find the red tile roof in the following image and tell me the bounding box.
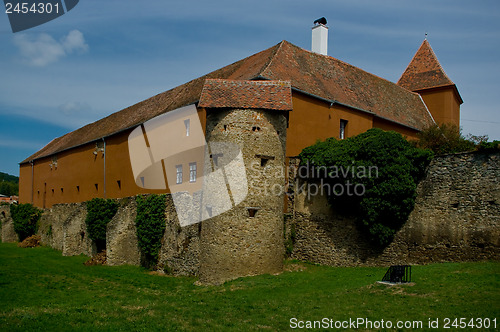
[199,79,292,111]
[398,40,455,91]
[22,40,434,163]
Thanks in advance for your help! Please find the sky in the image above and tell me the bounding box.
[0,0,499,176]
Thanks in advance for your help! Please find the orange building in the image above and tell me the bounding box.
[19,34,460,208]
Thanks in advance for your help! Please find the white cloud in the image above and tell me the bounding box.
[13,30,89,66]
[58,101,92,115]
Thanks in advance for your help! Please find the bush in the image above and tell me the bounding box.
[85,198,119,252]
[477,140,500,152]
[413,124,476,155]
[135,195,166,268]
[10,203,42,241]
[299,128,433,246]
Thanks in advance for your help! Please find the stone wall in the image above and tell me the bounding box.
[0,205,17,243]
[288,151,500,266]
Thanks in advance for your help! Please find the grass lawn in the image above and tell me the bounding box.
[0,243,498,331]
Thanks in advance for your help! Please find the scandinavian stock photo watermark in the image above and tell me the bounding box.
[249,161,379,200]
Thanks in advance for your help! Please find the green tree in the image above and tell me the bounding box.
[299,128,433,246]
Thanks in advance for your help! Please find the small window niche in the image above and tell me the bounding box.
[117,180,121,190]
[210,153,223,167]
[252,126,261,132]
[94,183,99,192]
[206,205,213,217]
[247,207,260,218]
[76,186,80,193]
[340,119,348,140]
[255,154,275,167]
[184,119,190,136]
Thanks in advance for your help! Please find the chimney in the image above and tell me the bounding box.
[311,17,328,55]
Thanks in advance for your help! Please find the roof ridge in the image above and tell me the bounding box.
[259,40,286,78]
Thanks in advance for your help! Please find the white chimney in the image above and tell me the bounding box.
[312,18,328,55]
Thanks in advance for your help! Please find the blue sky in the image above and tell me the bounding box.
[0,0,499,176]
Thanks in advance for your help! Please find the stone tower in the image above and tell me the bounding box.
[197,79,291,284]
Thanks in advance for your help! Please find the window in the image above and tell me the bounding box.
[184,119,190,136]
[189,162,197,182]
[176,165,183,184]
[340,119,348,139]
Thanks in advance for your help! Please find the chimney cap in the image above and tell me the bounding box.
[313,17,327,26]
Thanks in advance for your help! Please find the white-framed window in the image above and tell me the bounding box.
[189,162,197,182]
[184,119,190,136]
[340,119,348,140]
[176,165,183,184]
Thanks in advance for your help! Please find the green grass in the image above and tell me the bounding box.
[0,243,498,331]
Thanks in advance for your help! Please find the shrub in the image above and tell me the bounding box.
[477,140,500,152]
[413,124,476,155]
[85,198,119,252]
[135,194,166,268]
[10,203,42,241]
[299,128,433,246]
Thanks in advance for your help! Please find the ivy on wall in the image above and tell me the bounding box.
[10,203,42,241]
[135,194,166,268]
[299,128,433,246]
[85,198,119,252]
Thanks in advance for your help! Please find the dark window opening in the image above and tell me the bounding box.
[117,180,121,190]
[95,183,99,191]
[60,188,64,194]
[224,124,227,131]
[451,202,459,208]
[340,119,348,139]
[255,154,275,167]
[76,186,80,193]
[252,126,261,132]
[51,189,54,195]
[247,207,259,218]
[210,153,223,167]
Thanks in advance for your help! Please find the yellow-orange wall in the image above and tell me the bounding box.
[20,108,207,208]
[286,92,373,157]
[418,87,460,128]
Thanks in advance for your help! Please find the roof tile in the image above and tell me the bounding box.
[199,79,292,111]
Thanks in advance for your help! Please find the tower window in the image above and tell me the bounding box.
[340,119,348,139]
[176,165,183,184]
[255,154,275,167]
[189,162,197,182]
[117,180,121,190]
[247,207,259,218]
[184,119,190,136]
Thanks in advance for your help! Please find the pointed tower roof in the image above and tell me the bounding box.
[398,39,456,91]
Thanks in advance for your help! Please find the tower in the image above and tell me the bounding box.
[197,79,291,285]
[398,39,463,127]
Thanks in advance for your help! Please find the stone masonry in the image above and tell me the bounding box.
[288,151,500,266]
[198,108,287,284]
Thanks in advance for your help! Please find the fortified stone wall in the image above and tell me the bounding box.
[288,151,500,266]
[0,205,17,242]
[2,151,498,277]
